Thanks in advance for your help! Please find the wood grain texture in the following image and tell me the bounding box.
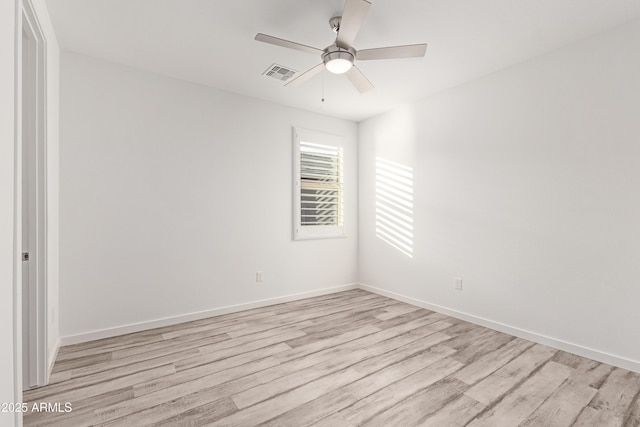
[22,289,640,426]
[464,343,557,405]
[468,361,573,427]
[520,379,598,426]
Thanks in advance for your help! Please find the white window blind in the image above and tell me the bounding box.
[293,128,345,240]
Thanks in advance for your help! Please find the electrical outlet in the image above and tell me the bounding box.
[256,271,264,283]
[454,277,463,290]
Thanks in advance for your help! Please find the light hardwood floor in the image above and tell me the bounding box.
[23,289,640,426]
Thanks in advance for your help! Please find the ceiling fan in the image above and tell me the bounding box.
[255,0,427,93]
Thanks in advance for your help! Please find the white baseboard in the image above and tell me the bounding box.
[358,283,640,373]
[58,281,639,373]
[59,283,359,346]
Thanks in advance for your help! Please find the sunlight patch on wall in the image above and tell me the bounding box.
[376,158,414,258]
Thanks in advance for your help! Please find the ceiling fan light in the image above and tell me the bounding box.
[326,58,353,74]
[323,49,354,74]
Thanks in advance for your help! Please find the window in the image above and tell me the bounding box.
[293,128,345,240]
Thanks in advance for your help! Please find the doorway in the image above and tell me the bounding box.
[21,0,48,389]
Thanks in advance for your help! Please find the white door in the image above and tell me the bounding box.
[21,3,48,389]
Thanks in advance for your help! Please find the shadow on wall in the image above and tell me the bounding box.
[375,158,414,258]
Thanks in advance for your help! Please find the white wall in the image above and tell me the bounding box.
[1,1,20,425]
[59,52,358,340]
[359,19,640,370]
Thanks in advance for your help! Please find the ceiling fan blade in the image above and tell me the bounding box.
[357,43,428,60]
[336,0,371,49]
[346,66,374,93]
[255,33,323,55]
[285,63,325,88]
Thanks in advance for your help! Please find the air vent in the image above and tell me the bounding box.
[263,63,297,82]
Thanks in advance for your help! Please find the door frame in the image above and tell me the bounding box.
[20,0,48,389]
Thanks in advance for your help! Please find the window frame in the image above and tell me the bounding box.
[293,127,346,241]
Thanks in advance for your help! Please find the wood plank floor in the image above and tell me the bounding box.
[23,289,640,426]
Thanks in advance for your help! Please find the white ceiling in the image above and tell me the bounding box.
[45,0,640,122]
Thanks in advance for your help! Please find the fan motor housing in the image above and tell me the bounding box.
[322,45,356,65]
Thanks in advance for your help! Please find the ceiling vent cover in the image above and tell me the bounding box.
[263,63,297,82]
